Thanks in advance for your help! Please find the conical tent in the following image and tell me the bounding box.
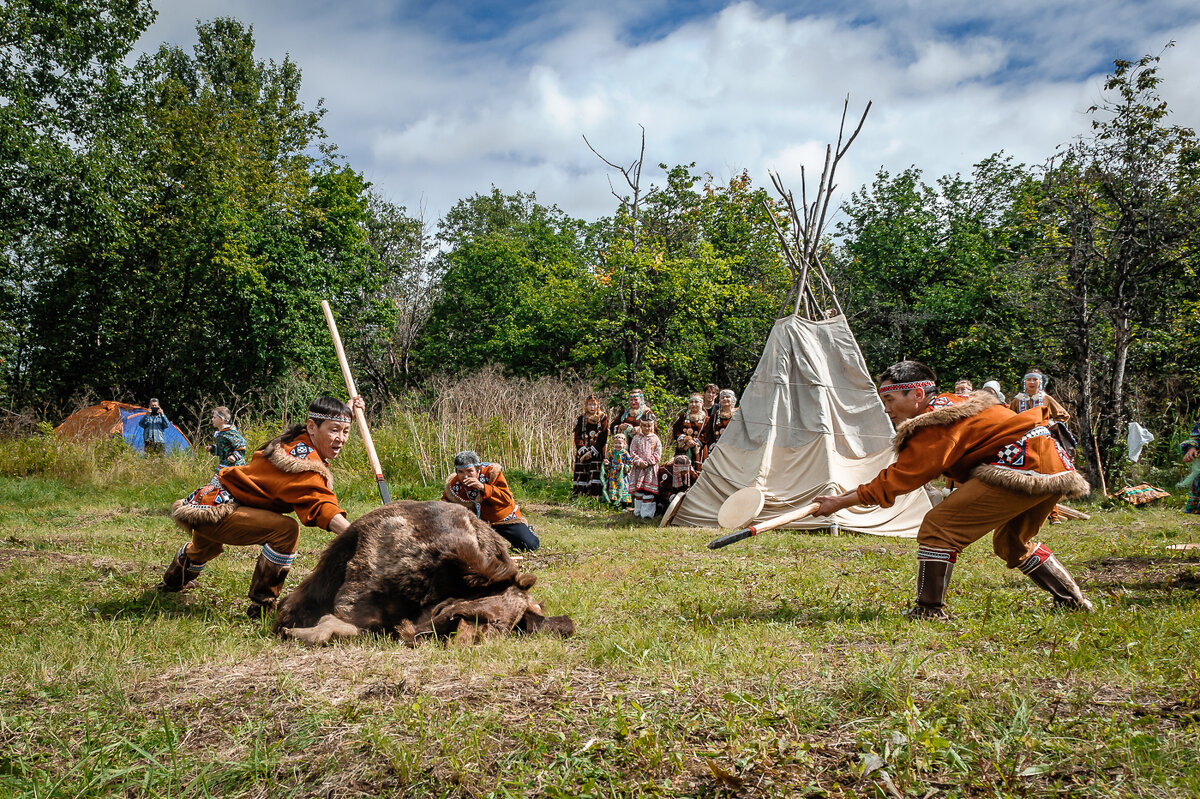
[670,314,931,536]
[55,401,192,454]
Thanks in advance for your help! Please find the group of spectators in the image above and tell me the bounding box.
[571,384,740,519]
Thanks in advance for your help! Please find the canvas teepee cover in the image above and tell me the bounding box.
[670,314,931,536]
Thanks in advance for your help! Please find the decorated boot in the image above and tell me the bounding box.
[158,544,204,592]
[246,545,295,618]
[1019,543,1093,612]
[902,547,956,620]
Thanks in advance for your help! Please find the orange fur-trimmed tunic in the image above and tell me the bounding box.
[171,433,347,531]
[443,463,526,524]
[856,392,1089,509]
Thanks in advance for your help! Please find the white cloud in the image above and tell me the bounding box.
[137,1,1200,223]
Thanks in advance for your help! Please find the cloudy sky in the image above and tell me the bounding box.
[137,0,1200,223]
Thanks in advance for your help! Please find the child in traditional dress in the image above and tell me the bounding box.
[1181,421,1200,515]
[628,414,663,519]
[601,434,633,509]
[207,405,247,472]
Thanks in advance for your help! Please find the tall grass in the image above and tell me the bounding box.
[0,369,610,496]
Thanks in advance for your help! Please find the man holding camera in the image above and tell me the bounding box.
[139,398,171,456]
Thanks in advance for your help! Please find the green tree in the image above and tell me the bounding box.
[587,165,790,395]
[1031,48,1200,479]
[414,188,594,378]
[832,156,1043,384]
[0,0,156,401]
[17,17,387,408]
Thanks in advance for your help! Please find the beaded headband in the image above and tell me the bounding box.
[309,412,352,422]
[1023,373,1042,381]
[878,380,935,394]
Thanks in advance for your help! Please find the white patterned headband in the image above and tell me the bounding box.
[309,412,352,422]
[878,380,935,394]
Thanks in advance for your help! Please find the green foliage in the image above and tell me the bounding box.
[0,0,157,402]
[415,188,595,378]
[1026,47,1200,480]
[832,155,1045,385]
[4,16,392,412]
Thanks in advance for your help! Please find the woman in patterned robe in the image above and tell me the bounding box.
[572,397,608,496]
[672,393,708,468]
[700,389,738,461]
[610,389,650,439]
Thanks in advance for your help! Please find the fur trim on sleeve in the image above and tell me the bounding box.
[892,391,1001,452]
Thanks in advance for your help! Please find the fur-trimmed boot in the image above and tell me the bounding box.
[902,548,957,620]
[1019,543,1093,612]
[636,498,652,519]
[246,545,295,619]
[158,544,204,592]
[643,497,658,519]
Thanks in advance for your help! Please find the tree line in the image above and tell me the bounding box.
[2,4,1197,484]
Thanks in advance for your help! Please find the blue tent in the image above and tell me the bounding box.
[123,408,191,454]
[55,401,192,454]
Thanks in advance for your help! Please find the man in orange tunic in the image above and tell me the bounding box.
[443,450,539,551]
[159,395,364,617]
[815,361,1093,619]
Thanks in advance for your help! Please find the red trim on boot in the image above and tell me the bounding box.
[1018,542,1053,575]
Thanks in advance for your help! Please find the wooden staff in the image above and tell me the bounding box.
[708,502,822,550]
[321,300,392,505]
[1054,503,1091,521]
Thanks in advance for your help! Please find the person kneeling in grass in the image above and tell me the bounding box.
[813,360,1093,620]
[159,395,364,618]
[443,450,539,551]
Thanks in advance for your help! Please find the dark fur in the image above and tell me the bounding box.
[274,501,570,643]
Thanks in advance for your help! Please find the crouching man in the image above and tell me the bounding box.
[814,361,1093,619]
[443,450,539,551]
[158,395,364,617]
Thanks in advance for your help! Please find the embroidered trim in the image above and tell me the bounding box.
[262,544,297,567]
[309,412,351,422]
[879,380,935,394]
[289,441,315,459]
[917,546,958,563]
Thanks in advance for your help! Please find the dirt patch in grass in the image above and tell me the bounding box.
[127,651,884,795]
[0,546,138,574]
[1082,553,1200,591]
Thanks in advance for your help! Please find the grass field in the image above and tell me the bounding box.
[2,462,1199,798]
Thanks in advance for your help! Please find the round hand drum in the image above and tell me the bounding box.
[717,486,766,530]
[658,492,686,528]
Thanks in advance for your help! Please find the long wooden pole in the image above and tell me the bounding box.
[321,300,392,505]
[708,502,822,550]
